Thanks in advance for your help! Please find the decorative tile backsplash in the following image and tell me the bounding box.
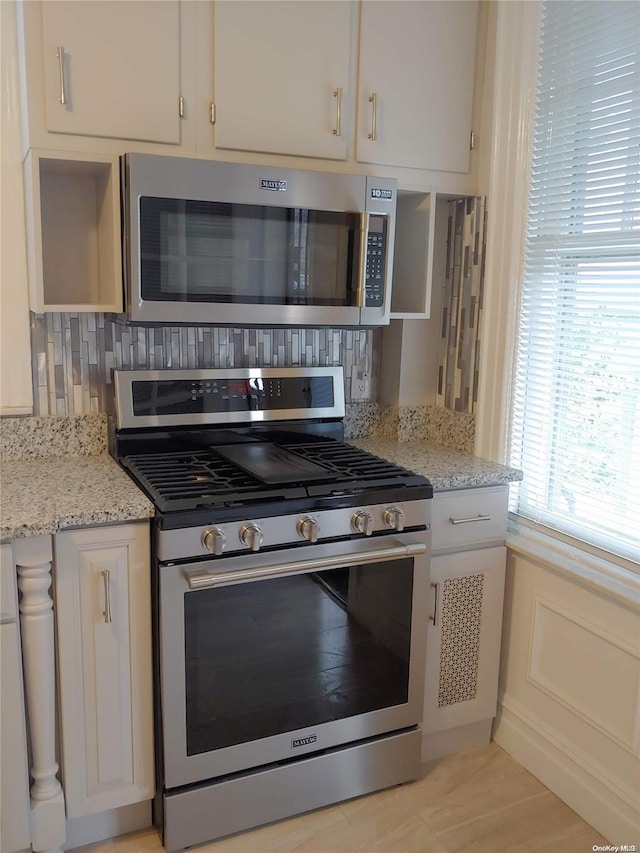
[30,314,378,417]
[437,197,486,414]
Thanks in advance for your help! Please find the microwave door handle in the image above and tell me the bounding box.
[183,540,426,591]
[356,211,370,308]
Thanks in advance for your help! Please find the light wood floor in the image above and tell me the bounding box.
[74,743,608,853]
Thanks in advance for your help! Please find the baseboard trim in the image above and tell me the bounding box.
[63,801,152,850]
[493,699,639,843]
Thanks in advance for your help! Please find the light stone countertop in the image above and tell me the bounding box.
[1,454,154,541]
[0,436,522,542]
[348,438,523,491]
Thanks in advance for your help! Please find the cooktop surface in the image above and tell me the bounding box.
[119,436,432,514]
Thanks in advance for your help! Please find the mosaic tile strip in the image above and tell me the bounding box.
[30,314,379,416]
[437,197,486,414]
[438,573,484,707]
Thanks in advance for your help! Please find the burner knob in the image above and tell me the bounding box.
[240,523,264,552]
[352,510,374,536]
[202,527,226,556]
[383,506,405,532]
[297,516,320,543]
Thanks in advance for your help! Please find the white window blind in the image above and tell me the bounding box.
[510,0,640,563]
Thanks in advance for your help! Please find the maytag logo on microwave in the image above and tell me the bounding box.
[261,178,287,191]
[371,187,393,200]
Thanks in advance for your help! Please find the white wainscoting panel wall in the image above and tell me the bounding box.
[494,547,640,843]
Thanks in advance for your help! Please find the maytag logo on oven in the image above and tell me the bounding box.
[261,178,287,191]
[292,734,317,748]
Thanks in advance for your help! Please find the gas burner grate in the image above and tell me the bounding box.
[120,450,307,512]
[120,439,430,513]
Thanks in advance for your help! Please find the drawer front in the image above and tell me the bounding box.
[432,487,508,553]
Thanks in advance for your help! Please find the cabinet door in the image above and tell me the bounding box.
[357,0,478,173]
[54,524,153,818]
[41,1,181,143]
[213,1,353,159]
[423,546,506,733]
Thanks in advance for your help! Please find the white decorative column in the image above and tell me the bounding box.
[14,535,66,853]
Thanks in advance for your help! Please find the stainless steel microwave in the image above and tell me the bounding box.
[121,154,397,327]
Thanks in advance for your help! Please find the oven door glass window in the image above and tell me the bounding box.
[139,198,361,307]
[184,560,413,756]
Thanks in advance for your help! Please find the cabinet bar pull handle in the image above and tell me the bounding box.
[101,570,112,624]
[209,102,216,125]
[333,87,343,136]
[449,514,492,525]
[56,46,66,105]
[368,92,377,140]
[430,582,440,627]
[178,95,185,118]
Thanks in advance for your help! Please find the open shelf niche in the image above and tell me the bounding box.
[24,149,122,313]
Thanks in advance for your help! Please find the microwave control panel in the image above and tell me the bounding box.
[365,215,388,307]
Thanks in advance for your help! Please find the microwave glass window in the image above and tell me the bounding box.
[139,198,361,307]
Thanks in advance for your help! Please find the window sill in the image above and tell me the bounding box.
[506,516,640,611]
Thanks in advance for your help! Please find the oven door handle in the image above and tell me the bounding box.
[183,541,427,591]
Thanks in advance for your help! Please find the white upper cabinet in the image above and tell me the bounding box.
[211,1,354,160]
[357,0,478,173]
[18,0,195,152]
[41,1,180,142]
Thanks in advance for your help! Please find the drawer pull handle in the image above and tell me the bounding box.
[430,582,440,627]
[449,514,492,525]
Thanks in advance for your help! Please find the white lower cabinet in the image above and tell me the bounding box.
[422,487,508,760]
[0,544,32,853]
[424,546,506,732]
[54,523,154,819]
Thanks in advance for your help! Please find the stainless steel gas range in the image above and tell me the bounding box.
[110,366,432,852]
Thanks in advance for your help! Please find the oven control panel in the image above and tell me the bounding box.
[158,500,431,562]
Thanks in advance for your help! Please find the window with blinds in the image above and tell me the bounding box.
[510,0,640,563]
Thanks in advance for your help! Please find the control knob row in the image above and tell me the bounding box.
[201,505,405,554]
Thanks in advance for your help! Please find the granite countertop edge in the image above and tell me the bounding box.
[1,439,523,542]
[1,453,154,542]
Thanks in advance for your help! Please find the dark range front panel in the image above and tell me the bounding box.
[183,560,413,756]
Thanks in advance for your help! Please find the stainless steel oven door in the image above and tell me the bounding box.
[159,532,430,789]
